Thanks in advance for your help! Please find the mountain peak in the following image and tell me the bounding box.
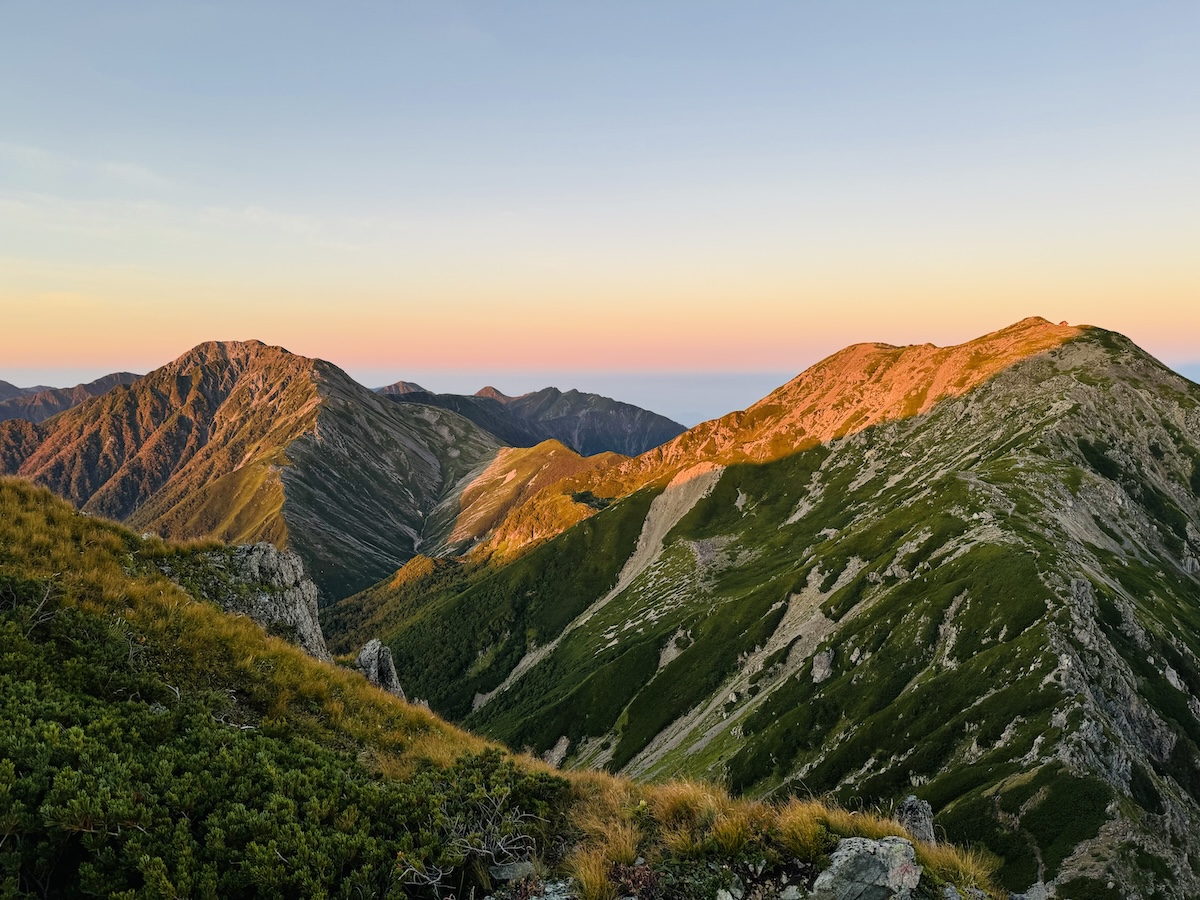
[191,338,270,354]
[377,380,429,396]
[476,386,515,402]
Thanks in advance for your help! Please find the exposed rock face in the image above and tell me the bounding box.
[217,543,331,662]
[356,639,405,699]
[810,837,922,900]
[158,541,331,661]
[811,648,834,684]
[895,795,936,845]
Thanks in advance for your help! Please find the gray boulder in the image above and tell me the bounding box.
[810,836,923,900]
[225,543,331,662]
[160,542,332,661]
[941,887,989,899]
[487,860,535,882]
[896,795,936,845]
[357,639,406,699]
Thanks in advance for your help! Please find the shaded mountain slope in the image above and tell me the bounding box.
[0,341,501,600]
[501,386,688,456]
[385,384,687,457]
[387,389,549,448]
[0,478,995,899]
[328,323,1200,897]
[0,380,31,401]
[0,372,141,423]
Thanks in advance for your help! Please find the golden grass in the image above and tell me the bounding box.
[710,801,771,855]
[776,798,831,861]
[645,779,723,830]
[568,846,617,900]
[821,805,911,842]
[914,841,1002,892]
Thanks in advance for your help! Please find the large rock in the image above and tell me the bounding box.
[224,543,332,662]
[357,639,406,699]
[896,795,936,845]
[161,542,332,661]
[810,836,923,900]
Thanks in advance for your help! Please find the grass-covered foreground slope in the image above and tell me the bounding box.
[0,478,996,899]
[331,326,1200,898]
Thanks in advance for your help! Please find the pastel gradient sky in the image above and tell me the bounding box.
[2,2,1198,423]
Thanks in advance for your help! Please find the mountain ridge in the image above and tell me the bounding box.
[472,317,1083,558]
[386,383,688,457]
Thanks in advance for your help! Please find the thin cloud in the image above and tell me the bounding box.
[0,141,173,191]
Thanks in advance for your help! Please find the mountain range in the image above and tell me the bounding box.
[0,346,683,601]
[0,372,141,423]
[379,382,687,457]
[0,341,501,600]
[4,317,1199,897]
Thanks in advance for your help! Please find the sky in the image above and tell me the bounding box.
[1,1,1198,423]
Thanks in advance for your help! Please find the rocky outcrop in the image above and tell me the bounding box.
[356,638,405,699]
[810,837,922,900]
[222,542,331,662]
[160,542,331,661]
[218,543,331,662]
[895,796,936,845]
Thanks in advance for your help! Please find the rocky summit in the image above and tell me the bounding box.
[326,319,1200,898]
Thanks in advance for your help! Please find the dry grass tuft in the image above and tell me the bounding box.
[916,841,1002,893]
[822,805,911,841]
[660,823,705,859]
[569,846,616,900]
[645,779,722,831]
[710,800,771,856]
[776,798,833,861]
